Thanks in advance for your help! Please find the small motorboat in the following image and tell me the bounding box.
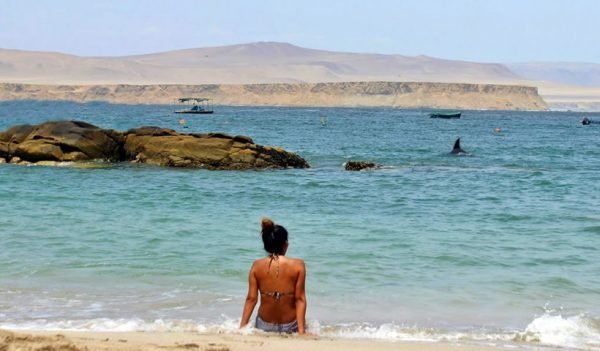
[174,97,214,114]
[429,112,461,119]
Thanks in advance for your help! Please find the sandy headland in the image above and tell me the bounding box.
[0,81,547,110]
[4,42,600,110]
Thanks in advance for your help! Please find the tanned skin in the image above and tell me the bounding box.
[240,242,307,334]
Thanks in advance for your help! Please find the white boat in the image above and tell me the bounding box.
[174,98,214,114]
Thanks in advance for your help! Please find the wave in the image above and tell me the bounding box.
[515,313,600,350]
[2,312,599,350]
[582,226,600,234]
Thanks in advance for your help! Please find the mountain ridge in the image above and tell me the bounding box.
[0,42,521,85]
[2,42,599,110]
[2,42,599,88]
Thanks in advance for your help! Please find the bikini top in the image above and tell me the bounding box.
[261,253,294,301]
[260,290,294,301]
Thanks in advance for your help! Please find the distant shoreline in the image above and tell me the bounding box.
[0,81,547,111]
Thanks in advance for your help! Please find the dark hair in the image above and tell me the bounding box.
[261,218,288,255]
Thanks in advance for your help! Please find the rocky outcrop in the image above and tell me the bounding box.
[123,126,308,169]
[344,161,382,171]
[0,121,309,169]
[0,121,123,163]
[0,81,548,111]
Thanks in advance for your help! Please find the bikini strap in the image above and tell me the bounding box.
[267,253,279,277]
[261,290,294,301]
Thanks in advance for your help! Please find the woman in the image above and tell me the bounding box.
[240,218,307,334]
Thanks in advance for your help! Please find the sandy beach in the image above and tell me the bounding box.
[0,329,516,351]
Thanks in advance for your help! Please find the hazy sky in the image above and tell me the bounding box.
[0,0,598,63]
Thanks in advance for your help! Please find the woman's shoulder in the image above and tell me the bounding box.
[283,257,305,269]
[251,257,268,267]
[290,257,305,264]
[251,256,304,269]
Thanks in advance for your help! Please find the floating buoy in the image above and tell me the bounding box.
[320,116,327,126]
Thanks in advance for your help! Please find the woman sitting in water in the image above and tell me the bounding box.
[240,218,307,334]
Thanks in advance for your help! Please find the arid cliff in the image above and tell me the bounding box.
[0,81,547,110]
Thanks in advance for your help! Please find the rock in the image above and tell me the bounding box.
[233,135,254,144]
[0,124,36,143]
[0,124,36,160]
[125,126,177,137]
[9,156,30,165]
[344,160,381,171]
[0,157,5,164]
[207,132,234,139]
[0,120,309,170]
[124,127,309,170]
[1,121,123,162]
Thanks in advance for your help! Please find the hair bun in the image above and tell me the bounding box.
[261,217,275,234]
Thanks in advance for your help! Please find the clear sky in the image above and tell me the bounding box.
[0,0,598,63]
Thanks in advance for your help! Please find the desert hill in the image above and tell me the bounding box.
[507,62,600,87]
[0,42,521,85]
[1,42,599,110]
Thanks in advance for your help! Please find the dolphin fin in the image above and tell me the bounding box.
[453,138,461,151]
[450,138,466,154]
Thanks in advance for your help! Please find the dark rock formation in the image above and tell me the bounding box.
[0,121,123,162]
[124,126,308,169]
[344,161,381,171]
[0,120,309,170]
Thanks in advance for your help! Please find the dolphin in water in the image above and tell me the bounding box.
[450,138,468,155]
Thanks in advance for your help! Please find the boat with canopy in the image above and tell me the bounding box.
[174,98,214,114]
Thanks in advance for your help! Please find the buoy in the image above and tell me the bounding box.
[179,118,186,125]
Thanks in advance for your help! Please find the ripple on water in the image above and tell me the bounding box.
[582,226,600,234]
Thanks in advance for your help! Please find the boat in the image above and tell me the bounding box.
[429,112,461,119]
[174,97,214,114]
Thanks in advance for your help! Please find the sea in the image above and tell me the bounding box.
[1,101,599,350]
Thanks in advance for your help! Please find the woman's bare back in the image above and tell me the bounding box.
[252,256,304,324]
[240,218,307,334]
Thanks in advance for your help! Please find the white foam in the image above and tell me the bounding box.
[516,313,600,350]
[1,318,215,333]
[26,161,75,167]
[0,315,257,335]
[2,315,599,350]
[311,320,515,344]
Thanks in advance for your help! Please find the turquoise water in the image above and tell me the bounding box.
[1,101,600,349]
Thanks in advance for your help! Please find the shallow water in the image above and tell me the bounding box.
[1,101,599,349]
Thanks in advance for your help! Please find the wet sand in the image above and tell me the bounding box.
[0,328,525,351]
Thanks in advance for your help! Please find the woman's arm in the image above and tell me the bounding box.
[240,263,258,328]
[294,260,307,334]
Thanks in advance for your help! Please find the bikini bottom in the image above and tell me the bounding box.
[255,316,298,334]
